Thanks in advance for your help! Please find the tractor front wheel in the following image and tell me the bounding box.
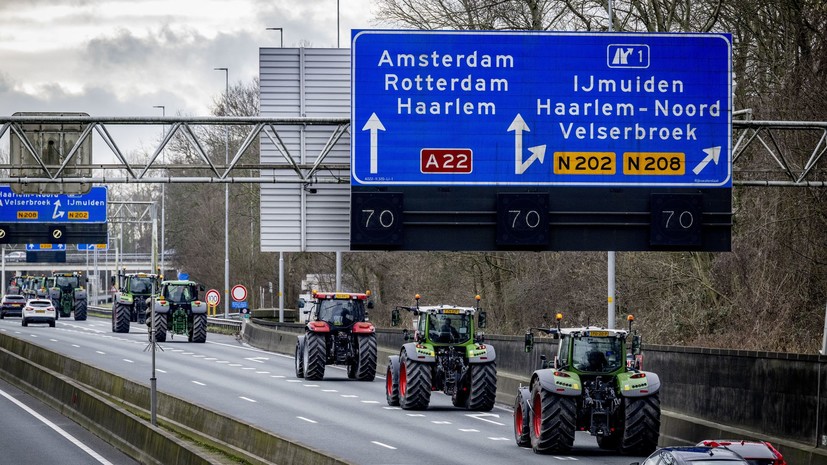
[386,361,400,406]
[294,340,305,378]
[399,350,431,410]
[190,314,207,343]
[355,334,377,381]
[150,312,167,343]
[73,300,87,321]
[303,332,326,381]
[466,362,497,411]
[514,389,531,447]
[113,303,131,333]
[618,394,660,455]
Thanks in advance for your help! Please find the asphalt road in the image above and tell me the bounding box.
[0,376,139,465]
[0,316,647,465]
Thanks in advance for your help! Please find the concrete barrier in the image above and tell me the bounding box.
[0,332,350,465]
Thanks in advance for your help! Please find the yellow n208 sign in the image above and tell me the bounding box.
[624,153,685,175]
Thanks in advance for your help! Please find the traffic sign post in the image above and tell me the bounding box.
[231,285,249,317]
[205,289,221,317]
[351,30,732,252]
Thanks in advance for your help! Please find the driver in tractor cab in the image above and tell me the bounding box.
[584,350,608,372]
[327,301,354,326]
[440,318,460,341]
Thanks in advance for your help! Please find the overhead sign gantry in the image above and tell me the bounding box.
[350,30,733,251]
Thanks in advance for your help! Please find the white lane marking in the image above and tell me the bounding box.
[270,375,285,378]
[245,356,269,363]
[466,413,505,426]
[340,395,358,398]
[239,396,257,403]
[181,352,194,355]
[383,407,400,410]
[95,351,106,355]
[303,384,319,388]
[72,344,80,348]
[122,359,134,364]
[156,369,167,373]
[30,334,38,337]
[286,380,302,383]
[255,371,269,374]
[552,457,578,460]
[361,401,380,404]
[322,389,338,393]
[242,367,256,370]
[192,381,206,386]
[371,441,397,450]
[296,416,317,424]
[431,421,451,424]
[0,388,113,464]
[193,355,205,358]
[50,339,58,342]
[215,361,230,364]
[228,364,243,367]
[171,349,183,352]
[459,429,479,432]
[488,437,510,441]
[406,414,425,417]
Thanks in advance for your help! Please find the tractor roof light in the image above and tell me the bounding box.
[627,314,635,332]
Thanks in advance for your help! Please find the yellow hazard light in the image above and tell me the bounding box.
[556,313,563,321]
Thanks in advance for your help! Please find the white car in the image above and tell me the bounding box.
[4,251,25,262]
[22,299,56,327]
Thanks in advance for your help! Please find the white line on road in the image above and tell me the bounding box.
[156,369,167,373]
[215,361,230,364]
[340,395,358,398]
[0,388,113,464]
[466,413,505,426]
[95,351,106,355]
[322,389,338,392]
[383,407,400,410]
[122,359,134,363]
[228,364,243,367]
[488,437,510,441]
[361,400,381,404]
[303,384,320,388]
[205,357,217,361]
[255,371,269,374]
[297,416,317,424]
[49,339,58,342]
[242,367,256,370]
[459,429,479,432]
[270,375,285,378]
[431,421,452,424]
[371,441,397,450]
[239,396,257,403]
[192,381,206,386]
[286,380,302,383]
[406,414,425,417]
[552,457,578,461]
[71,344,80,348]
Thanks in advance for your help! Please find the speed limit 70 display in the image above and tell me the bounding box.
[351,192,404,248]
[496,193,549,248]
[650,193,702,247]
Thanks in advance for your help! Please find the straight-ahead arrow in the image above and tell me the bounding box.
[362,113,385,174]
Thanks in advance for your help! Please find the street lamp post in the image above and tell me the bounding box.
[214,67,230,319]
[152,105,165,278]
[266,27,283,47]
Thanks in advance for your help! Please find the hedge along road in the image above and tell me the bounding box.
[0,316,646,465]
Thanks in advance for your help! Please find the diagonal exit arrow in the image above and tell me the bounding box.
[466,412,504,425]
[692,146,721,175]
[362,113,385,174]
[508,114,546,174]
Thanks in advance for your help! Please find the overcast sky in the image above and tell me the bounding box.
[0,0,378,152]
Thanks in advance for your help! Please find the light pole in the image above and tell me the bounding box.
[266,27,283,47]
[214,67,230,319]
[152,105,165,278]
[337,0,340,47]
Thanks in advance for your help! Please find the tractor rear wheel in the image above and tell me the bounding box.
[386,363,399,406]
[294,340,305,378]
[190,314,207,343]
[619,394,660,455]
[113,303,131,333]
[466,362,497,411]
[529,382,576,454]
[514,389,531,447]
[303,332,326,381]
[355,334,377,381]
[150,312,167,343]
[73,300,87,321]
[399,350,431,410]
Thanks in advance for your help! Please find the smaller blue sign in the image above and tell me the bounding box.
[26,243,66,251]
[77,244,109,251]
[231,301,249,309]
[0,186,107,223]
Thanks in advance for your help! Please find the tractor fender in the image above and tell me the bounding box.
[517,385,532,413]
[618,371,661,397]
[296,335,305,356]
[74,289,87,301]
[190,301,207,315]
[468,344,496,364]
[49,289,61,300]
[388,355,400,381]
[401,342,436,363]
[153,300,171,315]
[531,369,582,397]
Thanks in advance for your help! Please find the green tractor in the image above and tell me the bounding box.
[111,272,162,333]
[386,294,497,411]
[515,314,660,455]
[146,278,207,343]
[48,272,88,320]
[22,275,49,300]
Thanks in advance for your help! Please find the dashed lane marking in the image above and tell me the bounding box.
[371,441,396,450]
[192,381,206,386]
[240,397,257,403]
[297,416,317,424]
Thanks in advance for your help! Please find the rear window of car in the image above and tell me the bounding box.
[3,296,26,302]
[27,300,52,307]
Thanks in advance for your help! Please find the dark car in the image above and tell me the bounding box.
[698,440,787,465]
[0,294,27,318]
[632,446,750,465]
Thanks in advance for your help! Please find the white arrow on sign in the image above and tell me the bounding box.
[465,412,504,426]
[52,199,65,219]
[362,113,386,174]
[692,146,721,175]
[508,114,547,175]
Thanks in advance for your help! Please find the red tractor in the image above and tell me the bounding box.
[294,291,377,381]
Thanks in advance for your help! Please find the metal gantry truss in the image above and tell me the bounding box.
[0,114,825,186]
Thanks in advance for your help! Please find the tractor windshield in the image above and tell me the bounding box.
[163,284,195,303]
[129,277,154,294]
[572,336,624,373]
[428,313,470,343]
[56,276,79,289]
[317,299,363,327]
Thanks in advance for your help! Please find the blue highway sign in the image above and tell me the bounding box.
[25,243,67,251]
[77,243,109,251]
[351,31,732,187]
[0,186,107,223]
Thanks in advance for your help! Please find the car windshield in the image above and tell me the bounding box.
[427,313,470,343]
[130,277,154,294]
[572,335,624,373]
[317,299,363,326]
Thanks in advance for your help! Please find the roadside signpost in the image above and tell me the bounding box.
[351,30,732,252]
[231,284,249,316]
[0,186,108,244]
[205,289,221,317]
